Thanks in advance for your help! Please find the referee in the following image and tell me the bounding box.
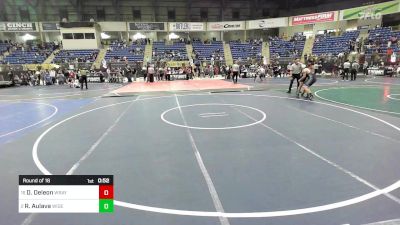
[231,61,240,84]
[287,58,303,94]
[79,68,88,90]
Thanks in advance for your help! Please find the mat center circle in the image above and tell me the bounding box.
[161,103,267,130]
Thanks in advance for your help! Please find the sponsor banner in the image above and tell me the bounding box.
[340,1,400,20]
[291,11,336,25]
[169,22,204,31]
[42,23,60,31]
[207,21,245,31]
[357,25,370,30]
[129,22,165,31]
[87,75,102,83]
[166,61,189,67]
[0,22,37,31]
[247,17,288,29]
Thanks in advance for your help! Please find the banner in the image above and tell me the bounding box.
[169,22,204,31]
[207,21,245,31]
[291,11,336,25]
[247,17,288,29]
[340,1,400,20]
[129,22,165,31]
[42,23,60,31]
[166,61,188,67]
[0,22,36,31]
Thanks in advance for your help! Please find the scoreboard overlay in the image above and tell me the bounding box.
[19,175,114,213]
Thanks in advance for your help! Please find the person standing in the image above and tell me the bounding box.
[351,61,360,81]
[35,70,41,86]
[166,67,171,81]
[68,70,76,88]
[231,61,240,84]
[147,63,155,82]
[142,64,147,82]
[287,58,303,94]
[363,60,369,75]
[79,68,88,90]
[50,69,56,84]
[186,66,193,80]
[343,60,351,81]
[209,64,214,78]
[286,62,292,77]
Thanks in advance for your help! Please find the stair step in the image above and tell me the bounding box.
[223,43,233,66]
[43,49,60,64]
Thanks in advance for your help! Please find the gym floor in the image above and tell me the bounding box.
[1,76,399,225]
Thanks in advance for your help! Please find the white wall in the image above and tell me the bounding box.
[0,32,17,41]
[279,17,383,37]
[128,31,157,41]
[189,31,221,41]
[313,21,347,33]
[99,22,127,32]
[62,39,99,49]
[61,27,101,50]
[43,33,62,42]
[279,25,304,38]
[247,29,279,39]
[14,33,40,43]
[223,31,245,42]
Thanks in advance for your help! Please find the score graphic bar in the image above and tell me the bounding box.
[19,175,114,213]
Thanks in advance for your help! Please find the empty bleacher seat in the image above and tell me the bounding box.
[312,31,360,56]
[269,36,305,59]
[105,43,145,62]
[365,27,399,55]
[53,49,99,63]
[230,42,261,61]
[153,41,188,61]
[192,41,224,60]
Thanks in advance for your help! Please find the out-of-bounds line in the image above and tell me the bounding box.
[2,85,123,101]
[362,218,400,225]
[285,105,400,144]
[66,98,137,175]
[0,93,82,101]
[365,77,400,86]
[234,107,400,205]
[0,102,58,138]
[23,98,138,225]
[315,87,400,115]
[32,95,149,175]
[114,181,400,218]
[32,93,400,218]
[21,214,37,225]
[387,94,400,101]
[174,94,230,225]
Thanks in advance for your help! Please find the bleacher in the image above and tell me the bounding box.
[105,43,145,62]
[312,31,359,56]
[53,49,99,64]
[0,42,10,54]
[192,41,224,60]
[230,42,261,61]
[2,45,54,64]
[152,41,188,61]
[269,36,305,59]
[366,27,400,54]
